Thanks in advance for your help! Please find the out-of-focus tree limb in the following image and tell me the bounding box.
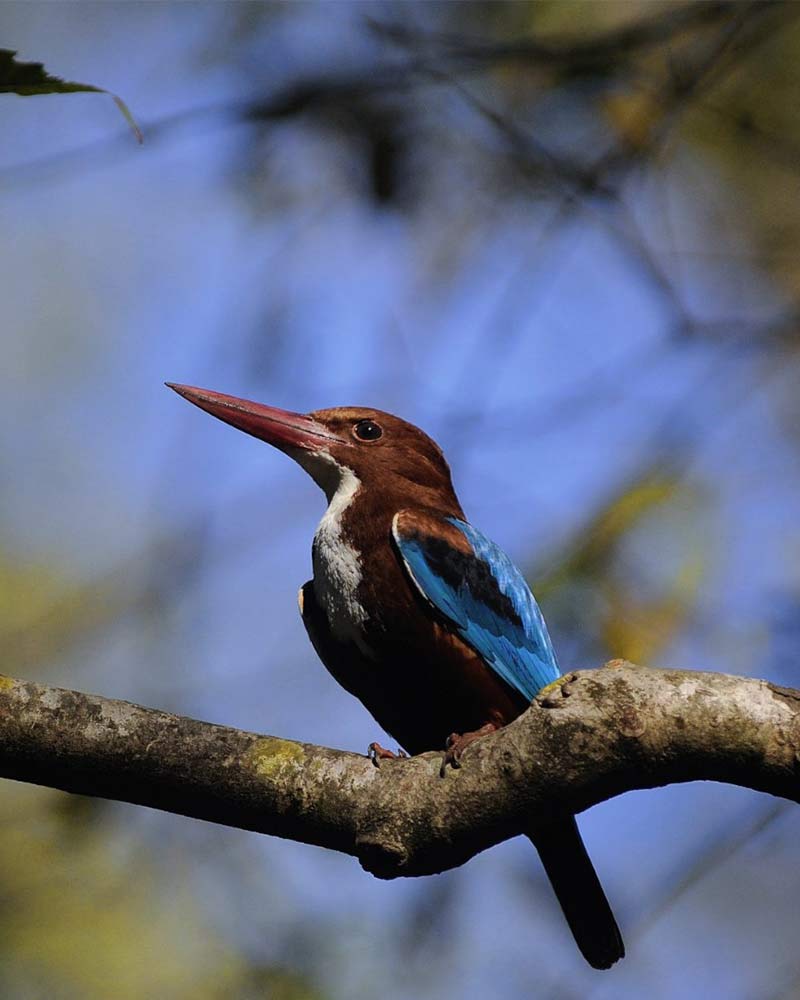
[369,2,761,71]
[0,662,798,879]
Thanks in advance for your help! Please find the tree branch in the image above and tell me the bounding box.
[1,661,798,878]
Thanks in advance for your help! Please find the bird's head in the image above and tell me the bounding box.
[167,383,459,507]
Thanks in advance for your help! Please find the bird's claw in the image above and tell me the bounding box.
[440,724,497,777]
[367,742,407,768]
[439,734,463,777]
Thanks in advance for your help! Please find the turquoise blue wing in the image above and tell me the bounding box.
[392,511,560,701]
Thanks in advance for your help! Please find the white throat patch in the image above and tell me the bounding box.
[301,452,370,650]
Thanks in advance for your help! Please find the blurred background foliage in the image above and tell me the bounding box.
[1,1,800,997]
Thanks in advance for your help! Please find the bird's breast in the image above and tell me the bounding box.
[311,497,372,654]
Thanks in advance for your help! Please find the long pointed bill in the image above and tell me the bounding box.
[166,383,341,452]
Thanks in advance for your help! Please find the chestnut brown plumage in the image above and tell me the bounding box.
[168,382,624,969]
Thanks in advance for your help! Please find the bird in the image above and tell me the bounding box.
[167,382,624,970]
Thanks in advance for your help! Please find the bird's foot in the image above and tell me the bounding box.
[440,723,498,777]
[367,742,408,768]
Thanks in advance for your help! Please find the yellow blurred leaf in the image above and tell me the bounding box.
[602,553,705,663]
[538,471,680,596]
[534,469,709,663]
[0,789,245,998]
[600,88,663,151]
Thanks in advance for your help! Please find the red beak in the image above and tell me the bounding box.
[166,383,341,452]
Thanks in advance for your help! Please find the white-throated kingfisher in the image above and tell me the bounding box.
[168,382,624,970]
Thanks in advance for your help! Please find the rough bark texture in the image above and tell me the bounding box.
[1,661,798,878]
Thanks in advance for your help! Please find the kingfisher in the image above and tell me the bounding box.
[167,382,624,969]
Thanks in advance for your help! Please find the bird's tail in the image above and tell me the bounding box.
[529,816,624,970]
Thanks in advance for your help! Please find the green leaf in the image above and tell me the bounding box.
[0,48,142,143]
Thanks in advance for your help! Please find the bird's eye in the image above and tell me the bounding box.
[353,419,383,441]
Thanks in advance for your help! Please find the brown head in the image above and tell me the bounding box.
[166,384,463,514]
